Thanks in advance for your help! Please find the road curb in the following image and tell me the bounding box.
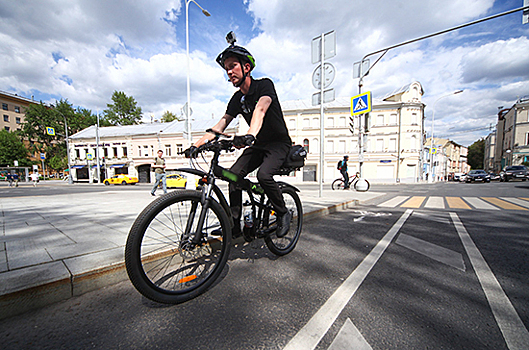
[0,198,362,320]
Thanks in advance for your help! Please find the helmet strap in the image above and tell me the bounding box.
[234,58,249,88]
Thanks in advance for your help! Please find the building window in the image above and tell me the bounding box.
[16,117,21,124]
[303,139,309,153]
[143,145,149,157]
[326,140,334,153]
[312,117,319,128]
[312,138,319,153]
[526,133,529,146]
[113,147,118,158]
[165,144,172,157]
[14,106,20,113]
[376,139,384,152]
[3,115,8,122]
[389,113,397,125]
[2,103,7,111]
[411,113,418,125]
[339,116,346,127]
[303,118,310,129]
[4,126,10,131]
[75,149,80,159]
[123,147,128,157]
[138,146,141,157]
[104,148,108,157]
[376,114,384,126]
[327,117,334,128]
[338,140,346,153]
[176,144,183,154]
[288,119,296,130]
[84,148,89,159]
[389,138,397,152]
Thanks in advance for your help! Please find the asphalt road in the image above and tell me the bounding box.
[1,181,528,349]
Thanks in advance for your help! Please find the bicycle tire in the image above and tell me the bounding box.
[125,190,231,304]
[353,178,370,192]
[264,187,303,256]
[331,179,346,190]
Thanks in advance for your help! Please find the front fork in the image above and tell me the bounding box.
[184,181,214,247]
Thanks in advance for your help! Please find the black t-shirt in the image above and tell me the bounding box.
[226,77,291,146]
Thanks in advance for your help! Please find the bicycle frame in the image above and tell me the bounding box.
[175,136,299,243]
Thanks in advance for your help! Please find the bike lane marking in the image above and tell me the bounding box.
[450,213,529,350]
[283,209,413,350]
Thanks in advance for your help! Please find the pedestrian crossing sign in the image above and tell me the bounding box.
[351,91,372,116]
[46,127,55,136]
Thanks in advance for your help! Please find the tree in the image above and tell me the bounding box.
[468,138,485,169]
[160,110,182,123]
[104,91,142,125]
[0,130,30,166]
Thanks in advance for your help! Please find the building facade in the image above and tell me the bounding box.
[424,137,468,181]
[1,90,36,132]
[491,97,529,171]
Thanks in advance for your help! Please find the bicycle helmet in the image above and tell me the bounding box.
[216,45,255,71]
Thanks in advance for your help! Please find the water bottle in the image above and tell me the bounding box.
[244,209,253,228]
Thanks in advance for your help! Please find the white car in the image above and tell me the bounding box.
[458,173,467,182]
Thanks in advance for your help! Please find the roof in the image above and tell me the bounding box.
[381,82,424,101]
[70,119,238,139]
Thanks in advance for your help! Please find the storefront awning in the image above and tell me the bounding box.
[109,164,126,168]
[71,165,86,169]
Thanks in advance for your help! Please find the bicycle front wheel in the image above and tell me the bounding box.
[125,190,231,304]
[265,187,303,256]
[331,179,346,190]
[353,178,370,192]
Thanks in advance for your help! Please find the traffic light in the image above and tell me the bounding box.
[349,116,354,134]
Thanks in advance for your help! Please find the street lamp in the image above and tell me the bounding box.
[429,90,463,183]
[185,0,210,146]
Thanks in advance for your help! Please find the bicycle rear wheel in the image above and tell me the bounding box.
[264,187,303,256]
[125,190,231,304]
[331,178,346,190]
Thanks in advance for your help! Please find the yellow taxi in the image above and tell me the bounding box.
[103,174,138,185]
[166,173,199,188]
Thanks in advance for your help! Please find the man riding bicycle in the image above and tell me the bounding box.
[185,33,292,239]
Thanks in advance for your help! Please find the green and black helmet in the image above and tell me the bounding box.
[216,45,255,71]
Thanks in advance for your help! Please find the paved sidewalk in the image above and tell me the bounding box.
[0,184,384,319]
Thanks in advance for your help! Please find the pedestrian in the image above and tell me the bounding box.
[7,172,14,187]
[13,172,19,187]
[30,172,39,187]
[184,32,292,239]
[151,150,167,196]
[338,155,350,189]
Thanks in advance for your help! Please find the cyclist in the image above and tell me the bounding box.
[185,36,292,239]
[339,155,349,189]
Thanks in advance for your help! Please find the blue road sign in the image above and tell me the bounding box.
[351,91,372,116]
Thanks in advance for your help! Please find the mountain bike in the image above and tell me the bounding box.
[331,172,370,191]
[125,129,305,304]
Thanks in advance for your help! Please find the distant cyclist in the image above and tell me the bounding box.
[185,32,292,239]
[338,155,349,189]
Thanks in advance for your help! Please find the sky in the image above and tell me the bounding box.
[1,0,529,146]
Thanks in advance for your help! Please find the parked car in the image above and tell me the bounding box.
[465,169,490,183]
[458,173,467,182]
[166,173,199,189]
[500,165,528,182]
[489,172,500,181]
[453,172,464,181]
[103,174,138,185]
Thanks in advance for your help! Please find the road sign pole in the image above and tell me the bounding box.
[319,32,325,198]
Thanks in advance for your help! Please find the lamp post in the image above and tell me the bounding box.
[185,0,210,146]
[429,90,463,182]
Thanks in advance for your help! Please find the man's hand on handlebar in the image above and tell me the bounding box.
[233,134,255,148]
[183,146,198,158]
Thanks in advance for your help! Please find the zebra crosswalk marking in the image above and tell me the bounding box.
[500,197,529,209]
[401,196,426,208]
[463,197,500,210]
[446,197,472,209]
[379,196,409,207]
[482,197,528,211]
[424,196,445,209]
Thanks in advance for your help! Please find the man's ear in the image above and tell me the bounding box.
[244,62,251,74]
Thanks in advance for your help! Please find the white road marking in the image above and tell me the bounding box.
[450,213,529,350]
[500,197,529,209]
[328,318,373,350]
[396,233,465,271]
[424,196,445,209]
[463,197,500,210]
[378,196,409,208]
[283,209,413,350]
[353,211,393,222]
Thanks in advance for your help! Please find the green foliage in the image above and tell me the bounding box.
[160,110,181,123]
[104,91,142,125]
[468,138,485,169]
[0,130,30,166]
